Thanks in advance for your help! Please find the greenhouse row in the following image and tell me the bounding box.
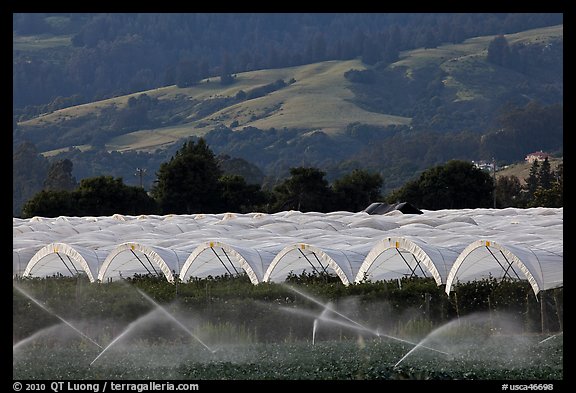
[13,208,563,296]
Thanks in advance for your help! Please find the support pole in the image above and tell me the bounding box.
[553,290,562,332]
[493,157,497,208]
[540,290,547,334]
[454,291,460,320]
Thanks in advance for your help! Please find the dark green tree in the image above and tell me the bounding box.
[216,154,265,185]
[551,162,563,206]
[385,160,494,210]
[361,38,381,65]
[537,157,553,190]
[310,32,327,63]
[530,162,562,208]
[22,176,157,217]
[219,174,268,213]
[526,160,540,197]
[198,57,210,80]
[43,159,77,191]
[219,52,234,86]
[332,169,383,212]
[151,138,223,214]
[271,167,334,212]
[495,175,523,208]
[75,176,157,216]
[482,102,563,162]
[13,13,49,35]
[175,59,200,88]
[487,35,510,66]
[554,162,563,189]
[21,190,76,218]
[13,142,49,217]
[531,186,562,208]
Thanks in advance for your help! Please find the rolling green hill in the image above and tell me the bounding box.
[16,24,562,157]
[19,59,412,154]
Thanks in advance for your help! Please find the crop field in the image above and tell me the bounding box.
[13,276,563,381]
[13,333,563,380]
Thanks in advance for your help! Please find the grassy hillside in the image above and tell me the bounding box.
[395,24,562,73]
[375,25,562,116]
[16,24,561,156]
[20,59,412,154]
[496,156,562,185]
[12,33,72,51]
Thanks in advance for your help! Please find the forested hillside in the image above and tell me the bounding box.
[13,13,563,216]
[14,13,562,116]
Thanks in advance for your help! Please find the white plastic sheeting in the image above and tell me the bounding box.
[263,243,365,285]
[445,239,563,296]
[13,208,563,295]
[356,236,460,285]
[23,242,107,282]
[179,240,273,284]
[98,242,189,283]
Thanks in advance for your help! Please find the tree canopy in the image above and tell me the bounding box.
[18,139,562,218]
[13,142,49,216]
[332,169,383,212]
[271,167,334,213]
[151,138,223,214]
[386,160,494,210]
[43,159,77,191]
[22,175,157,218]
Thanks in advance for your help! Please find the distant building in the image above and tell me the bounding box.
[472,160,496,172]
[525,151,549,163]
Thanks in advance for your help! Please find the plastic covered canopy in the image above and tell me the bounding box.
[356,236,460,285]
[23,242,108,282]
[445,239,563,296]
[13,208,563,295]
[98,242,189,283]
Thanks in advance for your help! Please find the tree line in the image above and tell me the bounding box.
[20,139,383,217]
[19,138,562,218]
[496,158,563,208]
[12,98,563,217]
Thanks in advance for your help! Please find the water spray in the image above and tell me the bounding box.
[539,331,563,344]
[90,288,217,366]
[312,319,318,345]
[14,324,59,352]
[394,341,423,367]
[134,288,216,353]
[393,311,519,368]
[90,309,157,366]
[283,284,448,356]
[14,284,102,349]
[312,302,333,345]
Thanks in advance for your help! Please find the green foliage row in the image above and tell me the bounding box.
[13,337,563,380]
[13,272,563,380]
[13,273,562,344]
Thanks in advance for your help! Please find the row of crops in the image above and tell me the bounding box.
[13,273,563,380]
[13,338,563,380]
